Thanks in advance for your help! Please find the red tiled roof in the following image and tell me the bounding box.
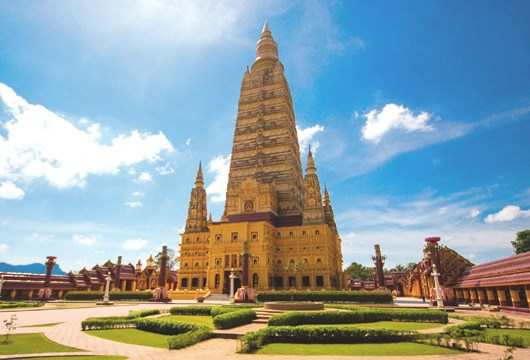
[455,251,530,288]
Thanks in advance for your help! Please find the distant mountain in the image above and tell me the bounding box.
[0,262,66,275]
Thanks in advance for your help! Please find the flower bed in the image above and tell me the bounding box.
[256,290,392,304]
[268,309,448,326]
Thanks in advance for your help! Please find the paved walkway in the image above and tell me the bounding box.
[2,304,530,359]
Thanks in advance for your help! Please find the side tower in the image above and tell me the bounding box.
[185,163,208,233]
[223,23,304,220]
[303,146,325,224]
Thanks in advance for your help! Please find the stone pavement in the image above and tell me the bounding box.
[2,303,530,359]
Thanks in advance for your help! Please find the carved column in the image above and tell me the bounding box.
[496,287,507,306]
[115,256,122,291]
[486,288,497,305]
[509,287,521,308]
[477,288,486,305]
[158,246,169,288]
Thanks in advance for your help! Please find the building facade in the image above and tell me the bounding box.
[177,24,344,294]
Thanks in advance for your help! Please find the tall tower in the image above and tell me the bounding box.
[303,146,325,224]
[224,23,304,219]
[185,163,208,233]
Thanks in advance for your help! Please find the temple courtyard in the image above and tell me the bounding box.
[1,299,530,360]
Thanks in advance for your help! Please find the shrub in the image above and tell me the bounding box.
[82,316,138,330]
[268,309,448,326]
[169,305,215,316]
[128,309,161,318]
[136,318,198,335]
[0,301,44,309]
[65,291,153,301]
[256,290,392,303]
[239,326,417,353]
[213,309,257,329]
[167,326,211,349]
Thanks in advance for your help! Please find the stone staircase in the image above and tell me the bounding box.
[211,308,285,339]
[253,308,284,324]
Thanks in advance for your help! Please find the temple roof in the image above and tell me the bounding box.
[455,251,530,288]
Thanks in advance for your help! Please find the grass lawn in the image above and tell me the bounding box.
[20,322,62,328]
[346,321,444,331]
[158,314,214,328]
[256,342,462,356]
[0,333,81,355]
[484,328,530,342]
[20,357,126,360]
[87,328,171,348]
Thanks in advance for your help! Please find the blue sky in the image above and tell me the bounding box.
[1,1,529,271]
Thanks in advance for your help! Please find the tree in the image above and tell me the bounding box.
[511,230,530,254]
[155,248,179,270]
[344,262,375,281]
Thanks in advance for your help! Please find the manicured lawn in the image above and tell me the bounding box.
[158,314,214,328]
[20,322,62,328]
[484,328,530,342]
[256,342,462,356]
[21,357,126,360]
[0,333,81,355]
[87,328,171,348]
[346,321,444,331]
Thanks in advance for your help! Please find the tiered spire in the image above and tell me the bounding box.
[323,185,337,231]
[185,162,208,233]
[303,147,324,224]
[256,21,279,61]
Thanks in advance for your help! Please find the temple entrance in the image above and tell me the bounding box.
[223,271,241,295]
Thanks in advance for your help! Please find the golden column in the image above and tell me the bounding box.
[508,287,521,308]
[486,288,497,305]
[496,287,507,306]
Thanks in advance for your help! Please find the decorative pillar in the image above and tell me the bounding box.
[103,272,111,303]
[0,275,5,300]
[10,289,16,300]
[509,287,521,308]
[241,241,250,288]
[526,285,530,307]
[229,269,236,303]
[496,287,507,306]
[430,263,444,309]
[372,244,386,288]
[114,256,122,290]
[486,288,497,305]
[477,288,486,305]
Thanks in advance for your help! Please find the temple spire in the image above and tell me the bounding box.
[256,21,278,61]
[303,148,324,224]
[306,145,316,175]
[195,162,204,187]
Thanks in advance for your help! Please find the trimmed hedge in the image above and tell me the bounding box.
[168,327,211,349]
[213,309,257,329]
[65,291,153,301]
[268,309,448,326]
[444,321,528,348]
[169,305,215,316]
[136,317,212,349]
[82,308,160,330]
[0,301,44,309]
[239,326,417,353]
[256,290,392,303]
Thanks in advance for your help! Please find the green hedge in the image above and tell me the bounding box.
[239,326,417,353]
[268,309,448,326]
[0,301,44,309]
[256,290,392,303]
[168,327,211,349]
[81,309,160,330]
[444,321,528,348]
[213,309,257,329]
[169,305,215,316]
[65,291,153,301]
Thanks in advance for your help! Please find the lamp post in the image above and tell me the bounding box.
[103,272,111,303]
[431,264,444,309]
[229,268,237,303]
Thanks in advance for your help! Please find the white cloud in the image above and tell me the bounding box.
[0,83,174,190]
[132,191,144,197]
[0,181,25,200]
[297,124,324,153]
[185,137,192,146]
[73,234,97,246]
[0,243,8,253]
[362,103,433,143]
[469,209,481,218]
[206,154,231,203]
[484,205,530,223]
[124,201,143,208]
[155,163,175,175]
[122,238,148,251]
[136,172,152,183]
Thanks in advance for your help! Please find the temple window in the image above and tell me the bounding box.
[302,276,310,287]
[194,262,199,267]
[277,259,282,265]
[181,278,188,288]
[231,232,239,242]
[253,257,259,265]
[214,274,220,288]
[196,237,200,242]
[205,262,208,267]
[184,262,189,268]
[276,247,280,252]
[252,273,259,288]
[215,234,222,241]
[316,258,322,263]
[315,230,320,236]
[251,232,258,241]
[224,255,229,267]
[303,258,308,263]
[191,278,199,288]
[316,275,324,287]
[289,231,293,237]
[302,231,306,235]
